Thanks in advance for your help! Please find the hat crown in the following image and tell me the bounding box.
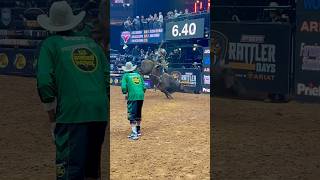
[49,1,74,26]
[122,61,137,72]
[125,62,133,68]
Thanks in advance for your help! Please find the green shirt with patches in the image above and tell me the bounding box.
[121,71,146,101]
[37,35,109,123]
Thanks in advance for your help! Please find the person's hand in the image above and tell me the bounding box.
[123,94,128,100]
[47,110,56,143]
[51,122,56,143]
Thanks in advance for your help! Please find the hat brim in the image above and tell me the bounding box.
[122,65,137,72]
[37,11,86,32]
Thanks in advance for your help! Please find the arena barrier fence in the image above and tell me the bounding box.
[110,68,205,94]
[212,22,293,97]
[0,48,37,77]
[294,0,320,102]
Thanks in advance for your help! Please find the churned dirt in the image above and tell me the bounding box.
[110,86,210,180]
[213,97,320,180]
[0,75,210,180]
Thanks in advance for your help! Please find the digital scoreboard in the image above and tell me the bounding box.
[165,18,205,41]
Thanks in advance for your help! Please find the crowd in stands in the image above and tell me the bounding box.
[123,8,209,31]
[110,44,204,72]
[110,45,159,71]
[128,45,161,63]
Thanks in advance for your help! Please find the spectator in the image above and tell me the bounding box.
[147,46,152,55]
[167,11,174,19]
[174,9,180,18]
[184,8,189,15]
[267,2,289,23]
[133,16,141,30]
[132,45,140,62]
[124,17,132,31]
[153,13,158,28]
[149,51,155,59]
[158,12,163,27]
[141,15,148,29]
[147,14,154,29]
[140,49,145,60]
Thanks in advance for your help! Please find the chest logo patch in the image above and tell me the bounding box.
[72,48,97,72]
[132,77,140,84]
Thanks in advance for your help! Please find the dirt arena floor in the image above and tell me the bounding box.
[213,98,320,180]
[2,74,320,180]
[0,75,210,180]
[110,86,210,180]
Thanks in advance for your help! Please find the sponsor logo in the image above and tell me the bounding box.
[121,31,131,44]
[212,30,228,66]
[132,77,140,84]
[181,72,197,86]
[171,71,182,81]
[297,83,320,96]
[300,43,320,71]
[300,21,320,33]
[203,75,210,85]
[14,53,26,70]
[203,88,210,93]
[1,8,11,26]
[304,0,320,10]
[56,163,66,178]
[25,20,40,28]
[171,71,197,86]
[0,53,9,68]
[72,48,98,72]
[227,34,277,74]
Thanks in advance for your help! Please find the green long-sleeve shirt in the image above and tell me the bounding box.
[37,35,109,123]
[121,71,146,101]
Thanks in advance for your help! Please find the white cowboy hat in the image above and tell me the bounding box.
[122,62,137,72]
[37,1,86,32]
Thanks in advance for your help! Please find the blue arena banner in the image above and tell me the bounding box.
[168,68,202,93]
[213,22,292,95]
[120,28,164,45]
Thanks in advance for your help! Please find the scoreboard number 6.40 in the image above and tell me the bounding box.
[172,23,197,37]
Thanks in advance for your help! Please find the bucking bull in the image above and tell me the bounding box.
[138,59,183,99]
